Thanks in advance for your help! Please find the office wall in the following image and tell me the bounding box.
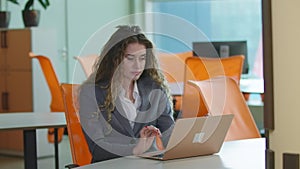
[270,0,300,168]
[67,0,133,83]
[7,0,135,83]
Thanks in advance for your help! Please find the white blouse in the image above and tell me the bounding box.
[118,82,141,128]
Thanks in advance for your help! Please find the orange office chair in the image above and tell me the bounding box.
[29,53,65,143]
[181,55,244,118]
[60,84,161,166]
[158,51,193,83]
[74,55,98,77]
[61,83,92,167]
[187,77,261,141]
[184,55,244,85]
[157,51,193,112]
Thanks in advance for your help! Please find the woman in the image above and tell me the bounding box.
[79,25,175,163]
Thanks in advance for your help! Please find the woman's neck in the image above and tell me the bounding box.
[122,80,135,102]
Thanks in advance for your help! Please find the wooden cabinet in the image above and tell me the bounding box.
[0,29,32,113]
[0,29,33,155]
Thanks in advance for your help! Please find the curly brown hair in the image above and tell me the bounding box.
[84,25,173,123]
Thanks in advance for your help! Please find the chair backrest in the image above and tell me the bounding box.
[184,55,244,84]
[186,77,261,141]
[29,53,65,143]
[74,55,98,77]
[157,51,193,112]
[181,55,245,117]
[29,54,64,112]
[61,83,92,166]
[158,51,193,83]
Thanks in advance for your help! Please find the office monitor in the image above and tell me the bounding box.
[192,41,249,74]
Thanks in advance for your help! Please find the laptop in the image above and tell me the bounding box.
[138,114,234,160]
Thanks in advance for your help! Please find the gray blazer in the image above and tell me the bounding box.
[79,75,175,163]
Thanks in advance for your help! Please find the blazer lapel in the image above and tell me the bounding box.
[132,115,144,136]
[114,98,135,136]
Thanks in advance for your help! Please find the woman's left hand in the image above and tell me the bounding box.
[140,125,162,138]
[132,125,162,155]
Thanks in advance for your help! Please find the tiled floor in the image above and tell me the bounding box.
[0,135,72,169]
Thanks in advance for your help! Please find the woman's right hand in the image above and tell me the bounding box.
[132,125,162,155]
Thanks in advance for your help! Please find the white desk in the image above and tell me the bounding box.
[0,112,66,169]
[168,78,264,96]
[240,78,264,94]
[74,138,265,169]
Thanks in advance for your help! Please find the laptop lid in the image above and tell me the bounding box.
[139,114,233,160]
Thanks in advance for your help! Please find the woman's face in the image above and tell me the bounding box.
[121,42,146,82]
